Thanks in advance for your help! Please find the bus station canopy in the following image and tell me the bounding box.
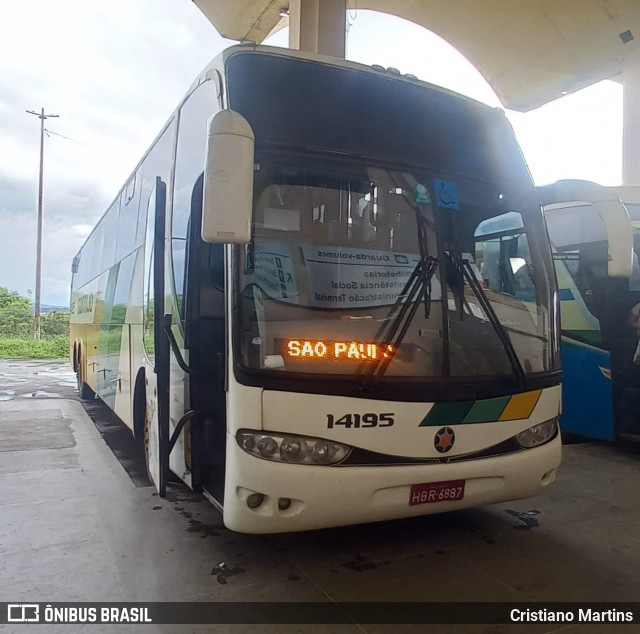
[192,0,640,112]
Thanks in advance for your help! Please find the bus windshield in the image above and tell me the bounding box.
[235,157,554,384]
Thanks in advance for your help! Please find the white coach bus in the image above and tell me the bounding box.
[71,45,566,533]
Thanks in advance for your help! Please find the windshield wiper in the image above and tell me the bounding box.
[451,252,527,388]
[359,254,438,385]
[359,211,437,385]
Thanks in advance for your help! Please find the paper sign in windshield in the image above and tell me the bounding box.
[301,244,441,308]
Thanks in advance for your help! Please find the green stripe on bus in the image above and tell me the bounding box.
[419,401,474,426]
[462,396,510,423]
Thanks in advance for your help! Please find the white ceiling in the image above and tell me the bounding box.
[192,0,640,111]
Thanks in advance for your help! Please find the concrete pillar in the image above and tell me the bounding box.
[289,0,346,58]
[623,47,640,185]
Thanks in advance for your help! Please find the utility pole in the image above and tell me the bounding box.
[26,107,59,340]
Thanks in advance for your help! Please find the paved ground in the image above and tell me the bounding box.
[1,359,640,633]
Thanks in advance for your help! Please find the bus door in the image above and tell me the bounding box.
[162,78,226,501]
[179,174,227,504]
[142,178,168,494]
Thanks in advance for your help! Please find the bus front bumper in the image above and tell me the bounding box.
[222,433,561,533]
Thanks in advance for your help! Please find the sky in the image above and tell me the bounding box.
[0,1,623,307]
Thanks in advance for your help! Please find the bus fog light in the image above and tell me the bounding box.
[278,497,291,510]
[246,492,265,509]
[236,430,351,465]
[515,418,558,449]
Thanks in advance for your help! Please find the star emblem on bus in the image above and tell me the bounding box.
[434,427,455,453]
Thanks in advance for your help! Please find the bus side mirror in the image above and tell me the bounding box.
[202,110,255,244]
[538,179,634,278]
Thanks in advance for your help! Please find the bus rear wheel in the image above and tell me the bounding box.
[76,356,95,401]
[77,375,95,401]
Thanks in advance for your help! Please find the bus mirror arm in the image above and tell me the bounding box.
[202,110,255,245]
[162,314,208,377]
[538,179,634,278]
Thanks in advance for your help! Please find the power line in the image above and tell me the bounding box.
[46,127,100,150]
[45,126,126,158]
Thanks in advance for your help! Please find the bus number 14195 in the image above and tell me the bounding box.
[327,413,395,428]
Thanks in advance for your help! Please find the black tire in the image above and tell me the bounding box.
[76,358,95,401]
[133,373,154,481]
[133,371,146,445]
[77,375,95,401]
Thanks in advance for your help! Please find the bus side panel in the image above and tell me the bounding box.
[77,277,102,394]
[70,276,99,388]
[145,366,161,487]
[560,337,614,440]
[113,324,132,428]
[86,270,110,398]
[168,355,190,486]
[112,249,145,430]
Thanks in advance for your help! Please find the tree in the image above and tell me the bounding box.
[41,310,70,338]
[0,288,33,338]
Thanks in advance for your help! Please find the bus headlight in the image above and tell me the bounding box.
[515,418,558,449]
[237,431,351,465]
[280,437,309,462]
[257,436,278,457]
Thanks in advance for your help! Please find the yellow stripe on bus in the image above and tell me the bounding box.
[498,389,542,421]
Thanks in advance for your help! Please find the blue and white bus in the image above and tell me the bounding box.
[544,183,637,441]
[71,45,567,533]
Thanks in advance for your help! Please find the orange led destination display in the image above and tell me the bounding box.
[282,339,395,362]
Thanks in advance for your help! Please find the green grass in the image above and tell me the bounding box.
[0,336,69,359]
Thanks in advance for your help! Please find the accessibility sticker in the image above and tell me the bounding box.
[433,179,459,210]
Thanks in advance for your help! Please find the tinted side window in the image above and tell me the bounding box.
[116,174,140,261]
[172,79,218,318]
[137,119,177,361]
[546,204,609,318]
[143,187,157,363]
[89,224,104,282]
[101,202,119,274]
